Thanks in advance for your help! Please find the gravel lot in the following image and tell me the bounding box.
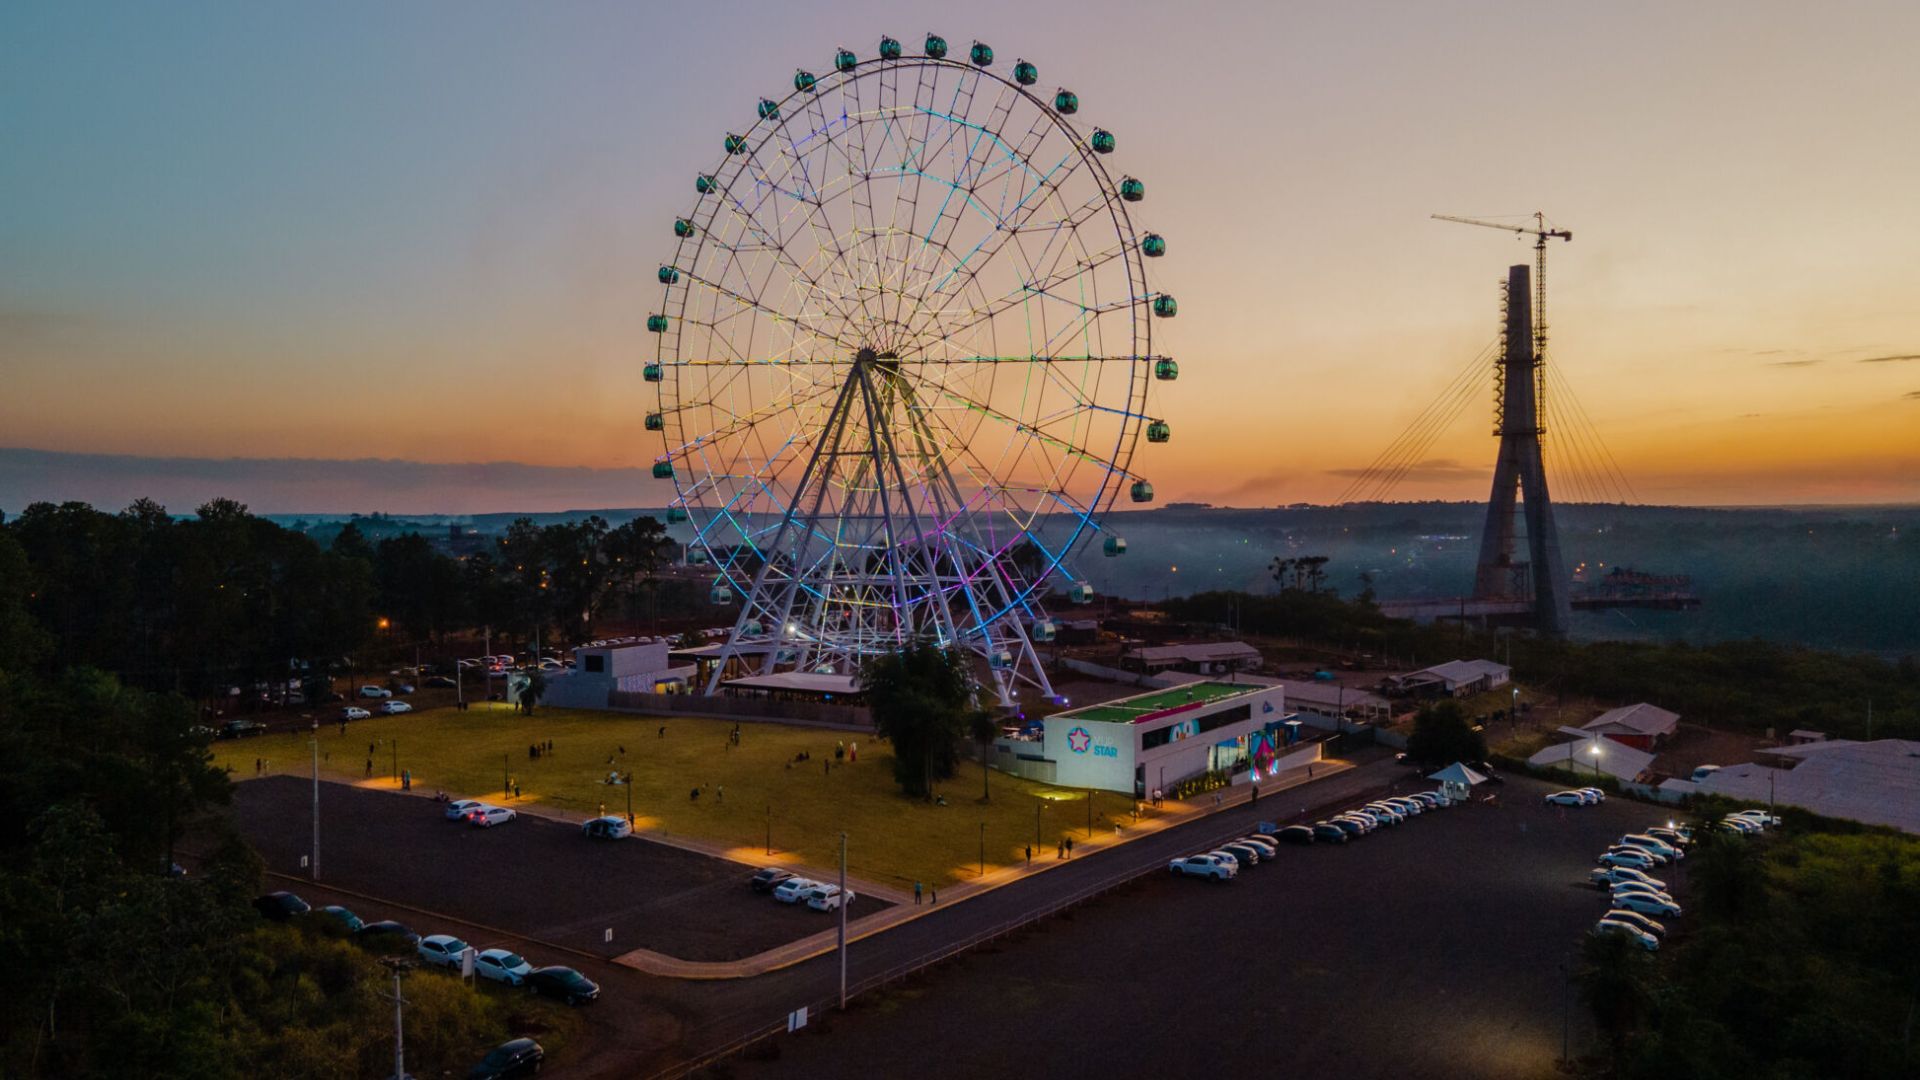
[733,774,1687,1079]
[233,776,890,961]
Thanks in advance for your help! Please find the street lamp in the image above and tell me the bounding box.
[979,821,987,878]
[1589,740,1601,782]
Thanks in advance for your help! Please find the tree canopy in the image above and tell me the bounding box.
[860,643,973,799]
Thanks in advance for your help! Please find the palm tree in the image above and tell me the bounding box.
[1577,928,1657,1062]
[969,710,999,802]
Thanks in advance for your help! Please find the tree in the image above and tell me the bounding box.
[518,669,548,716]
[860,643,972,799]
[1578,927,1658,1061]
[969,710,999,801]
[1404,699,1486,767]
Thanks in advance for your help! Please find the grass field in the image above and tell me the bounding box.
[211,704,1142,888]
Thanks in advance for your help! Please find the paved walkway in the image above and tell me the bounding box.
[609,757,1357,978]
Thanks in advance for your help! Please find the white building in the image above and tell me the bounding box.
[1119,641,1263,677]
[1386,659,1511,698]
[996,681,1316,796]
[1695,739,1920,835]
[1527,729,1657,782]
[539,641,693,710]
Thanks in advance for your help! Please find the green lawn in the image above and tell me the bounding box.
[213,703,1136,888]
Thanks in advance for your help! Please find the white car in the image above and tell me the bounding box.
[1610,882,1675,906]
[1335,813,1378,833]
[1544,791,1588,807]
[804,884,856,911]
[1613,891,1683,917]
[468,805,516,828]
[1594,919,1660,951]
[1579,787,1606,804]
[773,877,822,903]
[378,700,412,715]
[418,934,471,969]
[1590,866,1666,891]
[341,706,371,721]
[444,799,483,821]
[1607,843,1670,866]
[1646,826,1691,849]
[1239,835,1280,857]
[1731,810,1780,828]
[358,685,392,699]
[1385,797,1424,816]
[1602,908,1668,938]
[1598,849,1657,870]
[1169,854,1236,880]
[1620,834,1683,860]
[1219,842,1263,866]
[581,816,633,840]
[1360,805,1403,825]
[474,948,533,985]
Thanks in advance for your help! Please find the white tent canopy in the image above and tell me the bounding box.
[1427,762,1489,786]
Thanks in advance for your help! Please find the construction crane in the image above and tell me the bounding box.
[1432,212,1570,363]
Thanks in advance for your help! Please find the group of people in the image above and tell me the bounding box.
[528,739,556,759]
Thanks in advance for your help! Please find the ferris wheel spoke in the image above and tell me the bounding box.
[679,269,859,353]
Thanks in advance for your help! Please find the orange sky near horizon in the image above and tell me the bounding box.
[3,1,1917,510]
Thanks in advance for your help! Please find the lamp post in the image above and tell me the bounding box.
[310,720,320,881]
[1034,801,1042,848]
[1590,740,1601,782]
[765,803,772,855]
[979,822,987,878]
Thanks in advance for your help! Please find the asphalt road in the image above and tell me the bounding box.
[233,777,889,962]
[718,772,1687,1080]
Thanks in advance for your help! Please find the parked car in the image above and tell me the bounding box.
[1206,849,1243,872]
[1620,834,1684,860]
[425,675,457,689]
[526,965,600,1005]
[1731,809,1780,828]
[379,700,413,715]
[1359,805,1402,825]
[355,919,422,947]
[750,867,795,893]
[1544,791,1588,807]
[1239,835,1280,856]
[773,877,822,903]
[1590,866,1666,891]
[1601,909,1668,938]
[1169,854,1236,880]
[358,685,392,699]
[804,884,855,911]
[445,799,484,821]
[1598,849,1657,870]
[1412,792,1443,809]
[340,706,371,721]
[1276,825,1317,845]
[1578,787,1606,803]
[219,719,267,740]
[1329,817,1369,838]
[418,934,471,970]
[581,816,632,840]
[1594,919,1660,951]
[1384,796,1424,816]
[1220,842,1264,866]
[1613,891,1683,917]
[1311,822,1350,844]
[1610,882,1675,905]
[252,891,311,921]
[468,806,516,828]
[1646,826,1690,849]
[394,683,416,695]
[1606,842,1670,865]
[467,1037,544,1080]
[316,905,364,933]
[474,948,533,985]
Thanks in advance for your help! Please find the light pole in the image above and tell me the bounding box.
[1590,740,1601,782]
[310,720,320,881]
[765,803,772,855]
[836,831,848,1010]
[979,822,987,878]
[381,958,415,1080]
[503,753,510,800]
[1033,801,1042,848]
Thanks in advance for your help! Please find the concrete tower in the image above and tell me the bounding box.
[1472,263,1572,636]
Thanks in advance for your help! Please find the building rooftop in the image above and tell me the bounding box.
[1700,739,1920,834]
[1055,681,1261,725]
[721,672,862,696]
[1122,641,1262,665]
[1581,702,1680,738]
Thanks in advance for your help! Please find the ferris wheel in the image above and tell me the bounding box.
[648,33,1178,707]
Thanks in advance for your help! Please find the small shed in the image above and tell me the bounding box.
[1427,761,1489,803]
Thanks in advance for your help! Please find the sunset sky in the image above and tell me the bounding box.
[4,1,1917,514]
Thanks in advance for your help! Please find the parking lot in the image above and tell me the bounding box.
[733,774,1688,1079]
[232,777,890,962]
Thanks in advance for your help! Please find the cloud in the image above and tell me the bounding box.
[1904,391,1920,401]
[1323,458,1484,482]
[1766,359,1822,368]
[1859,354,1920,364]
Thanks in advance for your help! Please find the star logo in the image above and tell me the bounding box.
[1067,726,1093,754]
